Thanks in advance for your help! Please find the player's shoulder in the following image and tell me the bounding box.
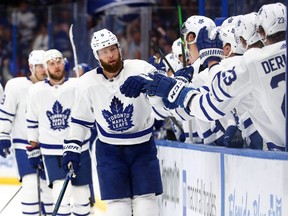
[123,59,155,75]
[28,80,47,93]
[75,68,100,90]
[124,59,154,68]
[6,77,30,86]
[5,77,32,93]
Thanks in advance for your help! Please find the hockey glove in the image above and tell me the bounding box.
[174,66,194,84]
[120,75,151,98]
[62,140,81,173]
[145,73,185,103]
[148,56,166,73]
[197,27,224,67]
[0,139,11,158]
[26,145,43,169]
[223,125,244,148]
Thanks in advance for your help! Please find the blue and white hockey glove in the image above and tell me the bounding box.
[120,75,151,98]
[174,66,194,84]
[145,73,185,103]
[148,56,166,73]
[0,139,11,158]
[62,140,81,174]
[197,27,224,67]
[223,125,244,148]
[26,145,43,169]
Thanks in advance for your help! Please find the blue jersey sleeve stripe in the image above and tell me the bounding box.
[201,86,210,92]
[214,72,232,100]
[12,139,29,144]
[97,123,153,139]
[243,117,253,129]
[205,94,225,116]
[199,95,213,121]
[28,125,38,128]
[27,119,38,123]
[40,143,63,149]
[175,109,185,121]
[0,109,15,117]
[152,107,166,119]
[71,117,95,128]
[0,118,12,123]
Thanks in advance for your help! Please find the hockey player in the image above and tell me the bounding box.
[0,50,53,215]
[26,49,92,215]
[142,2,286,150]
[62,28,163,216]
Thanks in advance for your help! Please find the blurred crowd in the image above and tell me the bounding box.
[0,0,283,87]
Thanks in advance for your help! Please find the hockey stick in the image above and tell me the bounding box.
[52,169,75,216]
[176,0,187,68]
[0,186,22,214]
[69,24,79,78]
[151,40,175,74]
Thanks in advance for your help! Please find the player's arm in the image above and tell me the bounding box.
[63,86,95,174]
[0,81,18,157]
[26,88,40,144]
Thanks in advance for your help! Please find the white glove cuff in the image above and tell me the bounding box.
[167,80,185,103]
[27,149,41,158]
[63,143,82,154]
[199,48,224,65]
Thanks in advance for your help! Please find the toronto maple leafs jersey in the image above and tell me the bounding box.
[26,78,90,155]
[187,41,286,148]
[66,59,156,145]
[0,77,33,150]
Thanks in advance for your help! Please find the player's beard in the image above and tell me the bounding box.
[100,56,122,74]
[47,69,65,82]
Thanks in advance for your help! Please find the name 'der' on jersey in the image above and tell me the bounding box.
[261,53,286,74]
[102,96,134,132]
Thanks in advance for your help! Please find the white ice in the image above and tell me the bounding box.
[0,184,105,216]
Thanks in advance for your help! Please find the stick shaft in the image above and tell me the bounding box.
[0,186,22,214]
[69,24,79,78]
[152,41,175,74]
[52,171,72,216]
[177,0,187,68]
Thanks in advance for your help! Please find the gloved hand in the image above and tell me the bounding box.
[26,145,43,169]
[145,73,185,103]
[148,56,166,72]
[223,125,244,148]
[120,75,150,98]
[174,66,194,83]
[0,139,11,158]
[62,140,82,174]
[197,27,224,67]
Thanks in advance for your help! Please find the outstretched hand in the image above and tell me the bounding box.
[197,27,224,66]
[120,75,151,98]
[144,73,185,103]
[174,66,194,83]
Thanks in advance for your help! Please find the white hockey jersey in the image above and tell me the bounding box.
[26,78,90,155]
[66,59,156,145]
[0,77,33,150]
[187,41,286,148]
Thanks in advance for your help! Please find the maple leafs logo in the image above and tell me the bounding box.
[102,96,134,132]
[46,100,71,131]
